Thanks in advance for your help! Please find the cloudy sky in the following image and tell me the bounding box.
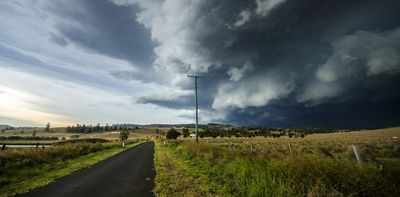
[0,0,399,128]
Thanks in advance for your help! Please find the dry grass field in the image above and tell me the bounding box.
[154,127,400,196]
[0,127,159,143]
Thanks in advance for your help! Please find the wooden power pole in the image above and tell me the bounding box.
[188,75,204,143]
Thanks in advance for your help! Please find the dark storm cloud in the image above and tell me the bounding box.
[136,94,193,109]
[115,0,400,128]
[49,33,68,47]
[46,0,155,66]
[222,87,400,129]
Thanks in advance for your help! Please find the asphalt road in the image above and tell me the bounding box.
[22,141,155,197]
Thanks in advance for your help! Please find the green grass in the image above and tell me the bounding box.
[155,139,400,196]
[153,141,223,197]
[0,140,141,197]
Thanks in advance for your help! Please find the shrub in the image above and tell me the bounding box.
[119,130,129,141]
[166,128,181,139]
[182,128,190,138]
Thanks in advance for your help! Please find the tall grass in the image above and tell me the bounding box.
[0,143,110,171]
[163,138,400,196]
[0,140,140,196]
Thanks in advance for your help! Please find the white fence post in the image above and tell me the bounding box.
[352,145,362,163]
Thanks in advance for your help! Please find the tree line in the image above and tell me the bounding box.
[166,127,307,139]
[66,124,137,133]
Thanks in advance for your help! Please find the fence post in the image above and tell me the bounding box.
[1,144,5,151]
[352,145,362,163]
[288,142,293,155]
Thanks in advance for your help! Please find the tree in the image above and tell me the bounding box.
[119,130,129,141]
[44,123,50,132]
[182,128,190,138]
[155,129,160,138]
[32,129,37,137]
[95,123,101,132]
[166,128,181,139]
[105,123,110,132]
[82,124,87,133]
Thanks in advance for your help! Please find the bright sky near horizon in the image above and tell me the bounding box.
[0,0,400,128]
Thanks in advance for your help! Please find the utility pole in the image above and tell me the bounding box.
[188,75,204,143]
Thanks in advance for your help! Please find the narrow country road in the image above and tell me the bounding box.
[21,141,155,197]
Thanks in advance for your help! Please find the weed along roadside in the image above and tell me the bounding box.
[153,140,223,197]
[153,135,400,197]
[0,139,144,197]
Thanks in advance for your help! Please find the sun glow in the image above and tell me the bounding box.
[0,85,68,126]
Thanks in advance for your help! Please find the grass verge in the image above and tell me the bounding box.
[155,140,400,197]
[0,141,141,197]
[153,141,223,197]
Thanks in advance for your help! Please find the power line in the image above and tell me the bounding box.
[188,75,204,143]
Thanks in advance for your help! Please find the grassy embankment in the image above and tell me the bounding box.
[154,141,222,197]
[0,140,141,197]
[154,127,400,196]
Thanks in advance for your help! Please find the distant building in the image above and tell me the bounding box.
[189,133,197,138]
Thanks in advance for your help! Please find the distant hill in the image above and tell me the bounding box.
[0,125,12,129]
[125,123,233,129]
[126,123,204,129]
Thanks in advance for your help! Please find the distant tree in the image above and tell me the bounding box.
[182,128,190,138]
[95,123,101,132]
[155,129,160,138]
[166,128,181,140]
[32,129,37,136]
[119,130,129,141]
[82,124,87,133]
[44,123,50,132]
[87,126,93,133]
[105,123,110,132]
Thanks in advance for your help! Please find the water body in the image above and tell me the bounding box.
[2,144,52,148]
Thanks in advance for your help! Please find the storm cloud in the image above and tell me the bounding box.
[1,0,399,127]
[46,0,155,66]
[114,0,400,127]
